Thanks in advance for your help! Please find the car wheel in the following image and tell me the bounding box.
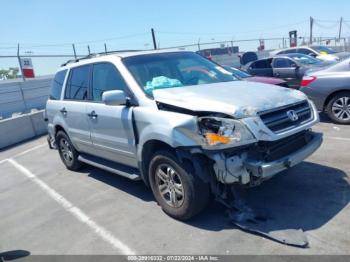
[56,131,83,170]
[149,150,210,220]
[326,92,350,124]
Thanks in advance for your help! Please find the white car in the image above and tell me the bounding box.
[270,45,347,62]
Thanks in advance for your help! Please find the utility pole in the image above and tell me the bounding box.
[339,17,343,42]
[310,16,314,45]
[151,28,157,49]
[17,43,25,81]
[104,43,108,54]
[72,44,77,59]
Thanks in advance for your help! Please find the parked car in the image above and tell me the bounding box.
[244,54,332,89]
[300,58,350,124]
[270,45,350,62]
[222,65,288,87]
[46,50,322,220]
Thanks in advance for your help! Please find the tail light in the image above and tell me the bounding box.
[301,76,317,87]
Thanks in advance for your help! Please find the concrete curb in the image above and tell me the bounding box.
[0,110,47,149]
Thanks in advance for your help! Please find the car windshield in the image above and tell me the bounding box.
[311,45,337,54]
[123,52,237,96]
[222,66,251,78]
[288,54,322,65]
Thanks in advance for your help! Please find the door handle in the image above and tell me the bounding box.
[87,110,98,119]
[60,107,67,115]
[275,73,280,77]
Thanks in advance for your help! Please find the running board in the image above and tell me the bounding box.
[78,154,141,181]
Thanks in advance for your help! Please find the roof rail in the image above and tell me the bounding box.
[60,49,142,67]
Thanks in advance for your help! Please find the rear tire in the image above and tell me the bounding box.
[56,131,83,171]
[326,91,350,124]
[148,150,210,220]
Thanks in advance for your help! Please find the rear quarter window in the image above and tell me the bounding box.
[50,70,67,100]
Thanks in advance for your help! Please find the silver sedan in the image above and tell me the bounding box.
[300,58,350,124]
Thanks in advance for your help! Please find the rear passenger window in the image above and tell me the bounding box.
[92,63,128,101]
[65,65,90,100]
[273,58,292,68]
[50,70,67,100]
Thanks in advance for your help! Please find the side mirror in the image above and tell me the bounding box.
[102,90,127,106]
[308,53,317,57]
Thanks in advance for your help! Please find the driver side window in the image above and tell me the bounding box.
[92,63,128,102]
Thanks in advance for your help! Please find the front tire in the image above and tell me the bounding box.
[326,91,350,124]
[56,131,82,171]
[148,150,210,220]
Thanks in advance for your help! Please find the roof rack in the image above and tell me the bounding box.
[60,49,142,67]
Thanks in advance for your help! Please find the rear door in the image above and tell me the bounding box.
[85,62,138,167]
[272,58,300,88]
[248,59,273,77]
[60,65,93,152]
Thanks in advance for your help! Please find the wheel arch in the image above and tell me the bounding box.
[324,89,350,111]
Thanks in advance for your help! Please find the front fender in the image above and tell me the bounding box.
[134,107,203,161]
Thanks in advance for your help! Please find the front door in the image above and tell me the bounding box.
[86,62,138,167]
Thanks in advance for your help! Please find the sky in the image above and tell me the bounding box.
[1,0,350,75]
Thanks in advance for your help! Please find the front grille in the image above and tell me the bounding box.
[258,101,312,133]
[248,131,313,162]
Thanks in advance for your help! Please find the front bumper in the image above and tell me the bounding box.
[208,131,323,185]
[244,132,323,179]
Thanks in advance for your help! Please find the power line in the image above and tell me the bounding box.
[0,33,149,48]
[158,20,308,36]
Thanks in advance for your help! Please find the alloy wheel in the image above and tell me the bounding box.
[331,96,350,121]
[155,163,185,208]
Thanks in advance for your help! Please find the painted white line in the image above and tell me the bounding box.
[14,143,47,157]
[325,136,350,142]
[7,158,135,255]
[0,143,47,164]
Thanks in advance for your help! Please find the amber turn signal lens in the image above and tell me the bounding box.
[205,133,230,145]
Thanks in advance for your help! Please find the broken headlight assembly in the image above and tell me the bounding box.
[198,117,256,147]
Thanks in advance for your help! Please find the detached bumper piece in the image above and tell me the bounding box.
[217,186,309,248]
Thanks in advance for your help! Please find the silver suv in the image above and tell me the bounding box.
[46,50,322,220]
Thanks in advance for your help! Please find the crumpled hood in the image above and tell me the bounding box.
[153,81,307,118]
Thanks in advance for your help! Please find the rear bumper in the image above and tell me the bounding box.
[244,132,323,179]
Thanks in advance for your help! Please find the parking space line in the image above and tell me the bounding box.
[325,136,350,142]
[7,158,136,255]
[0,143,47,164]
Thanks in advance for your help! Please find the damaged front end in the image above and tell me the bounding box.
[156,99,322,247]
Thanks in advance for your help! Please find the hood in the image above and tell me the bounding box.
[244,76,286,85]
[153,81,307,118]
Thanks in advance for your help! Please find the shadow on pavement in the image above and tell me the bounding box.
[0,250,30,261]
[189,161,350,234]
[84,161,349,236]
[85,166,155,202]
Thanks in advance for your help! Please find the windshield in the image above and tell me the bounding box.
[288,53,322,65]
[123,52,237,96]
[222,66,251,78]
[311,45,337,54]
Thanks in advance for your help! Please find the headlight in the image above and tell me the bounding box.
[198,117,256,147]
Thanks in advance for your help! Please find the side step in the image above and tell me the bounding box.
[78,154,141,181]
